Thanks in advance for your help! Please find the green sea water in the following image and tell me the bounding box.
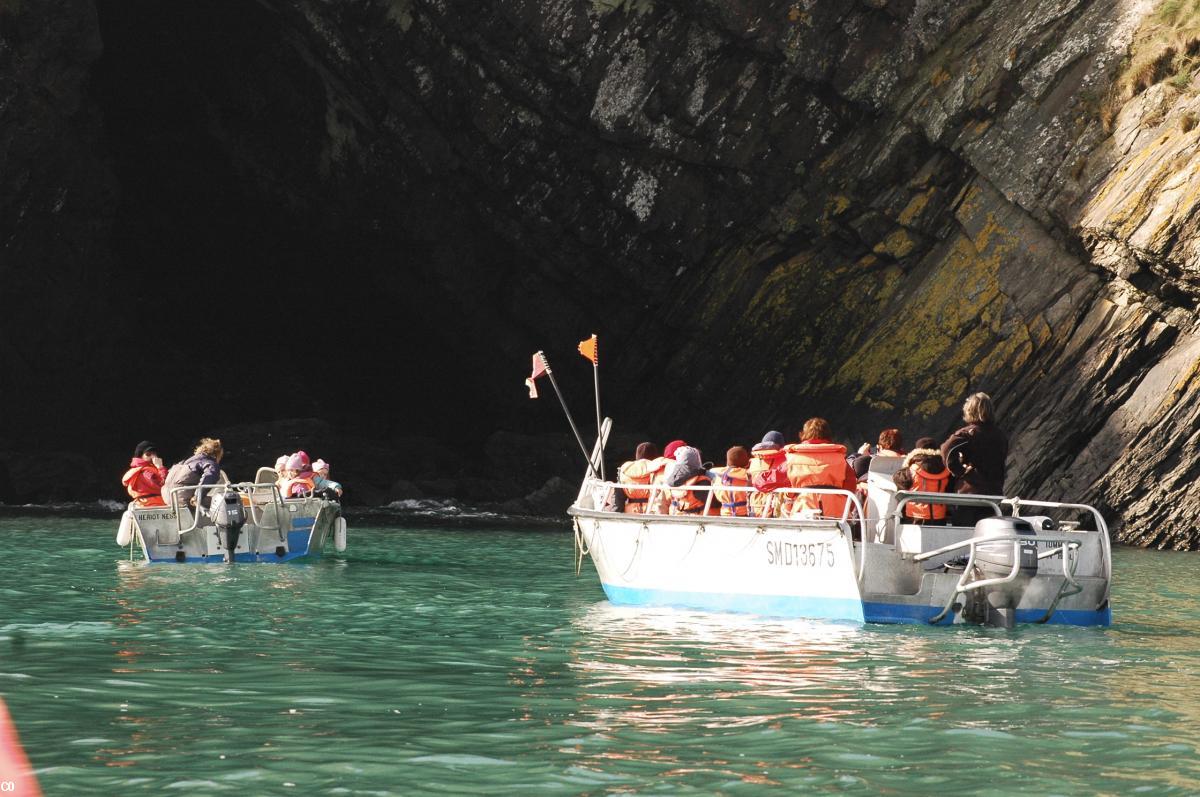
[1,516,1199,795]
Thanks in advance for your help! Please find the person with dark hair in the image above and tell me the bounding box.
[162,438,224,508]
[616,441,665,514]
[121,441,168,507]
[893,437,951,525]
[784,418,857,518]
[940,392,1008,525]
[710,446,753,516]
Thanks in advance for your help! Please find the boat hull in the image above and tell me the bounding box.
[573,511,1110,627]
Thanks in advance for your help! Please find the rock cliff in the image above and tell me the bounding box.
[5,0,1200,545]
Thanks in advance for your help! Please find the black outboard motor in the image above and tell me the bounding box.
[212,491,246,563]
[965,517,1039,628]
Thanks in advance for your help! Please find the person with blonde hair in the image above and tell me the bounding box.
[162,437,225,508]
[940,392,1008,525]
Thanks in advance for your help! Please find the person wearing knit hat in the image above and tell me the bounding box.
[710,446,753,516]
[122,441,168,507]
[662,439,687,461]
[664,446,713,515]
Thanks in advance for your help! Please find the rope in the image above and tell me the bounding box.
[573,517,592,576]
[618,521,647,582]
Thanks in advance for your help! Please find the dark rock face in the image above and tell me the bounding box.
[6,0,1200,544]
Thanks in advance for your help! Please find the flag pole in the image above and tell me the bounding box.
[589,335,605,480]
[540,352,600,478]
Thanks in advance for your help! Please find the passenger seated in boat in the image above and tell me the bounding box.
[748,431,787,518]
[784,418,857,519]
[617,442,664,514]
[311,459,344,498]
[893,437,950,525]
[648,439,688,514]
[279,452,317,498]
[941,392,1008,526]
[709,446,752,516]
[665,446,717,515]
[851,428,905,483]
[162,437,224,508]
[122,441,168,508]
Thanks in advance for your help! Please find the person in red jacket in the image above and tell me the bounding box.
[121,441,168,507]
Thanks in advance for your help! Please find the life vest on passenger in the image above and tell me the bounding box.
[669,475,715,515]
[648,457,675,514]
[710,466,752,516]
[905,466,950,521]
[784,442,855,518]
[618,458,667,514]
[748,447,785,517]
[122,464,167,507]
[281,475,317,498]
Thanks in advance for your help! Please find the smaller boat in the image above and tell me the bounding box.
[116,479,347,563]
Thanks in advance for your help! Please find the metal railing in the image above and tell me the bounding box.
[167,481,286,537]
[581,478,868,579]
[912,532,1083,624]
[889,492,1111,607]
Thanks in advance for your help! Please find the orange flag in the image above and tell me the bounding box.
[577,334,598,366]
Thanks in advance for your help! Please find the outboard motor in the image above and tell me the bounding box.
[964,517,1039,628]
[212,491,246,563]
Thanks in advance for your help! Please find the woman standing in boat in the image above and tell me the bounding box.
[940,392,1008,526]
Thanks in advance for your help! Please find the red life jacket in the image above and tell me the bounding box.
[122,460,167,506]
[669,475,714,515]
[711,466,752,516]
[784,441,856,518]
[906,466,950,521]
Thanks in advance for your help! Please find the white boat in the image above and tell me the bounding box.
[569,423,1111,628]
[116,479,347,564]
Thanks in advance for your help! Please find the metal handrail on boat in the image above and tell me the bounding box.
[889,493,1112,608]
[167,482,286,536]
[913,533,1083,624]
[580,478,869,580]
[1002,498,1112,606]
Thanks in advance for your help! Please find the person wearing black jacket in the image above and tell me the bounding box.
[940,393,1008,526]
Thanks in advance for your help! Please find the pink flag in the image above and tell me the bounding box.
[525,352,548,399]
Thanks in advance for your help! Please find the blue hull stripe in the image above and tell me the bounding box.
[602,584,866,622]
[601,584,1110,626]
[863,601,1111,627]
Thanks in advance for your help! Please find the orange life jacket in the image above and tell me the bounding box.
[905,466,950,521]
[710,466,752,516]
[618,458,667,514]
[648,457,674,514]
[784,442,856,518]
[281,475,316,498]
[669,475,715,515]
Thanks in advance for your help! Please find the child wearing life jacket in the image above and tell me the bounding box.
[616,442,664,514]
[748,431,787,518]
[893,437,951,525]
[709,446,753,516]
[279,452,317,498]
[121,441,168,507]
[665,446,717,516]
